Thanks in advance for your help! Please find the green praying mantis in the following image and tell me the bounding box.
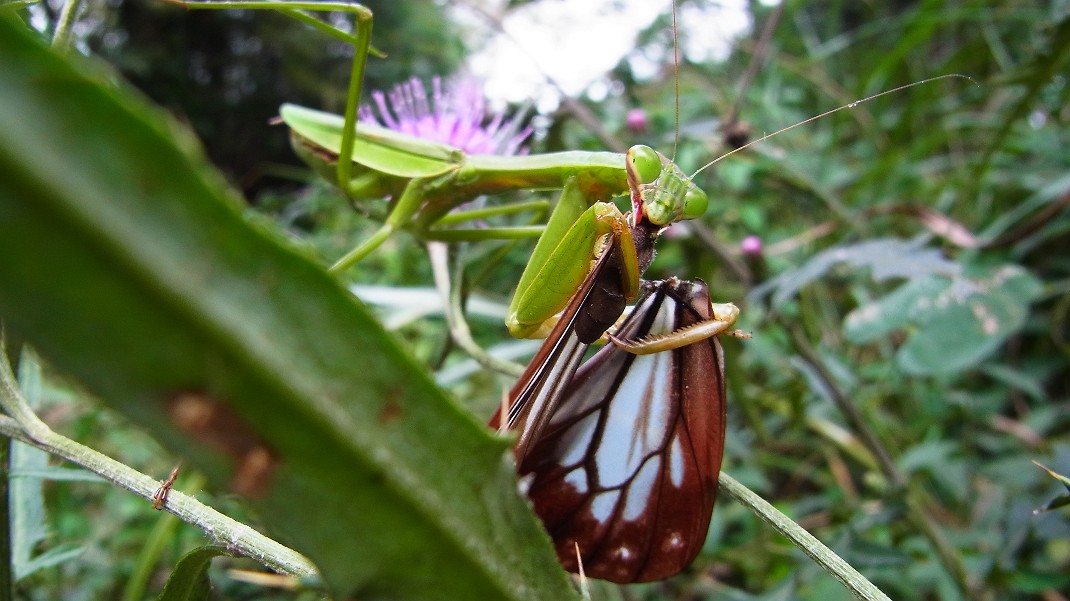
[156,1,969,584]
[164,1,956,358]
[164,0,718,346]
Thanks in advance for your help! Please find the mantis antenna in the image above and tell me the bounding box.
[691,74,976,178]
[670,0,681,163]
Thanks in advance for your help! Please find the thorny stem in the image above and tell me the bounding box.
[789,327,978,599]
[0,338,317,578]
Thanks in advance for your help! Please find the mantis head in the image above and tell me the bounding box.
[625,145,708,229]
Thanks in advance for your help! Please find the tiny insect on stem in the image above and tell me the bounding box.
[152,464,181,510]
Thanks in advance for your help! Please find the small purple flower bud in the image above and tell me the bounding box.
[741,235,763,256]
[626,108,647,134]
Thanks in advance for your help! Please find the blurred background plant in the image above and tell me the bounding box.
[5,0,1069,599]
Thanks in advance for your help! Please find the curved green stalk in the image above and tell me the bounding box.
[718,471,892,601]
[49,0,83,50]
[790,326,976,597]
[123,472,209,601]
[0,342,317,578]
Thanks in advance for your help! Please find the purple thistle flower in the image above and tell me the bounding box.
[359,77,533,156]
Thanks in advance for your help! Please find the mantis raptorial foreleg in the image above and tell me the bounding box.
[506,178,639,339]
[608,302,743,355]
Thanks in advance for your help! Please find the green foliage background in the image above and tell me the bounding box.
[2,0,1068,599]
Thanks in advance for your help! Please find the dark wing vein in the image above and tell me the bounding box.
[492,236,629,461]
[521,278,727,583]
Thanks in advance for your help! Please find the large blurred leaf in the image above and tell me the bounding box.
[844,264,1043,375]
[749,238,959,309]
[751,238,1043,375]
[0,17,575,600]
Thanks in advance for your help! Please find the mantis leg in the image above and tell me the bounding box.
[425,201,549,242]
[166,1,376,203]
[330,171,550,272]
[329,174,442,273]
[506,177,640,339]
[608,301,742,355]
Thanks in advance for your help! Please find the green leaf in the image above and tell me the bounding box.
[1034,460,1070,512]
[1039,495,1070,511]
[751,238,959,309]
[1007,568,1070,594]
[0,17,576,601]
[845,264,1044,375]
[9,349,72,581]
[980,363,1048,403]
[1035,462,1070,492]
[156,546,230,601]
[842,275,949,342]
[18,545,83,581]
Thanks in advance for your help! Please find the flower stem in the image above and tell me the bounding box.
[718,471,892,601]
[428,242,525,377]
[789,326,976,597]
[50,0,84,51]
[0,336,317,578]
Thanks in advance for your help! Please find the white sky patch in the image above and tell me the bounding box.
[678,1,754,63]
[450,0,754,112]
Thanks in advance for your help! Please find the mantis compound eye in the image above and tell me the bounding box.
[682,184,708,221]
[626,145,661,185]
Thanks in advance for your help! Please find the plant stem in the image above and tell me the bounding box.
[50,0,83,50]
[789,328,904,485]
[428,241,525,377]
[789,326,977,598]
[0,340,317,578]
[718,470,891,601]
